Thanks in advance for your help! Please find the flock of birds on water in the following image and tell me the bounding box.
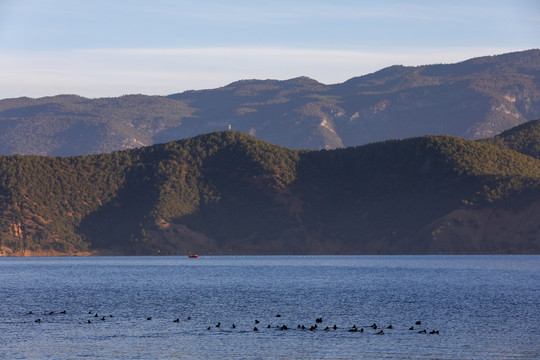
[28,310,440,335]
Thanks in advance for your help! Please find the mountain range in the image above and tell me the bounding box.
[1,119,539,256]
[0,49,539,155]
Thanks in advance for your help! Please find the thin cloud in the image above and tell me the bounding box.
[0,46,528,99]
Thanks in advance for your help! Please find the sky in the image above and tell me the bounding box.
[0,0,538,99]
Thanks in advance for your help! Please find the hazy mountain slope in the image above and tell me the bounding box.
[0,49,539,155]
[1,128,539,256]
[0,95,194,155]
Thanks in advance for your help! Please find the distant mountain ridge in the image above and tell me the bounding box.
[1,121,539,256]
[0,49,539,155]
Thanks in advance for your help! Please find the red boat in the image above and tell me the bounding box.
[188,254,199,258]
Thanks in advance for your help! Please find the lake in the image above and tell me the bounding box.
[0,255,538,359]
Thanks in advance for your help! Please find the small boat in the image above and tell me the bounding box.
[188,254,199,258]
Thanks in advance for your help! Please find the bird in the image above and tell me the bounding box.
[387,325,393,329]
[253,327,258,331]
[207,326,211,330]
[377,330,384,335]
[276,314,281,317]
[60,310,66,314]
[49,311,54,315]
[215,322,220,328]
[101,316,105,321]
[370,323,377,329]
[35,319,41,323]
[267,324,271,328]
[280,325,288,330]
[255,319,259,324]
[415,321,422,325]
[429,330,439,334]
[28,311,33,315]
[409,326,414,330]
[109,314,113,318]
[333,325,337,330]
[418,329,427,334]
[324,326,329,331]
[147,317,152,320]
[94,314,98,318]
[315,317,323,323]
[173,318,180,323]
[88,320,92,324]
[232,324,236,329]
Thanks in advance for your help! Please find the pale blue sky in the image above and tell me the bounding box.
[0,0,538,98]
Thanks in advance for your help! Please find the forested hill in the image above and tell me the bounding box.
[483,118,540,159]
[1,127,539,256]
[1,49,539,155]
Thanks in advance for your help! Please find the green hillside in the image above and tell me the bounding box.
[483,119,540,159]
[1,130,539,256]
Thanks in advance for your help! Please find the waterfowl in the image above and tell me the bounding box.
[376,330,384,335]
[215,322,220,328]
[232,324,236,329]
[309,326,316,331]
[255,319,259,324]
[348,327,357,332]
[28,311,33,315]
[49,311,54,315]
[415,321,421,325]
[207,327,211,330]
[253,327,258,331]
[173,318,180,323]
[35,318,41,323]
[280,325,288,330]
[147,317,152,320]
[267,324,271,328]
[94,314,98,318]
[418,329,426,334]
[409,326,414,330]
[301,325,306,329]
[276,314,281,317]
[187,317,191,320]
[387,325,392,329]
[101,317,105,321]
[333,325,337,330]
[88,320,91,324]
[88,311,92,314]
[60,310,66,314]
[370,323,377,329]
[316,317,323,323]
[324,326,329,331]
[109,314,113,318]
[429,330,439,334]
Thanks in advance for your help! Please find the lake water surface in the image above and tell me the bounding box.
[0,255,538,359]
